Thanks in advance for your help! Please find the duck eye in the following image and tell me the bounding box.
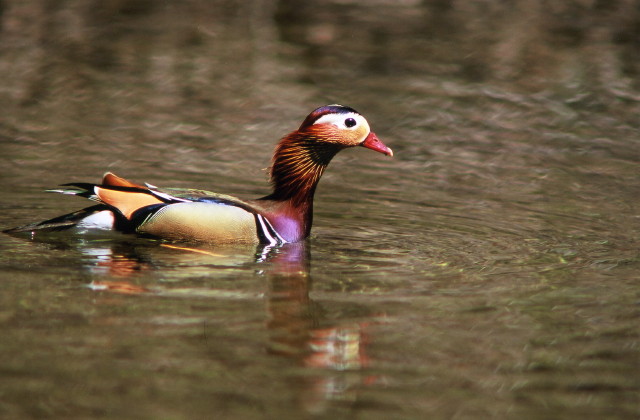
[344,118,357,128]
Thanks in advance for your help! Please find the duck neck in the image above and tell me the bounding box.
[259,133,343,241]
[266,133,343,207]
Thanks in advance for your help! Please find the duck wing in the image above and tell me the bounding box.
[6,172,284,244]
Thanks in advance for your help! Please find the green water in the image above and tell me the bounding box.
[0,1,638,419]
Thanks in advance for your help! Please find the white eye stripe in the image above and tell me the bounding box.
[313,112,370,132]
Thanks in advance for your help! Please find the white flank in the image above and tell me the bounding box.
[76,210,115,230]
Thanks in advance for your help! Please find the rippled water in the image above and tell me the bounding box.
[1,1,638,419]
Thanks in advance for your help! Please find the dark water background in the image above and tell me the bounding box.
[0,1,638,418]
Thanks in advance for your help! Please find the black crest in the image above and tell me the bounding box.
[298,104,359,130]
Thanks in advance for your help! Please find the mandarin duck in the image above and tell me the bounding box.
[5,105,393,244]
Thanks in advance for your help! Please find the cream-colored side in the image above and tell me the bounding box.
[137,202,259,243]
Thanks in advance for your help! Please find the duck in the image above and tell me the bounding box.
[4,104,393,244]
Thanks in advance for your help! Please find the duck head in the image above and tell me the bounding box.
[258,104,392,242]
[267,105,393,205]
[297,104,393,157]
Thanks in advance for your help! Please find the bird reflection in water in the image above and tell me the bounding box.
[26,234,379,413]
[264,243,379,413]
[40,238,379,413]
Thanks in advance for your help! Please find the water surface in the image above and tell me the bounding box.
[1,1,638,419]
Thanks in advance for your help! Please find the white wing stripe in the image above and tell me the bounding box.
[256,215,278,246]
[149,190,190,202]
[260,216,286,244]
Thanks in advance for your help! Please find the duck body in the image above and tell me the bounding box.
[5,105,393,243]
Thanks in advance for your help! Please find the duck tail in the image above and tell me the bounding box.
[3,204,121,234]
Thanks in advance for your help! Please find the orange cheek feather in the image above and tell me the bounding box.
[309,124,365,146]
[352,125,368,145]
[334,125,367,146]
